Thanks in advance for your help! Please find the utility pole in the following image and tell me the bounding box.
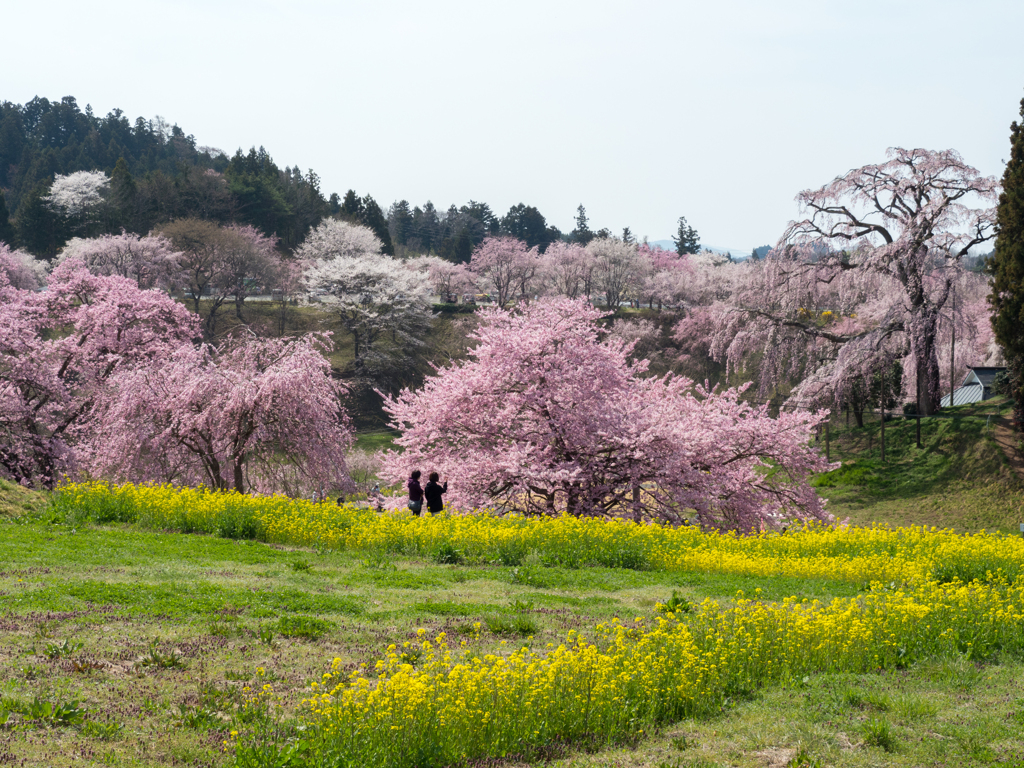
[950,291,956,409]
[880,368,886,463]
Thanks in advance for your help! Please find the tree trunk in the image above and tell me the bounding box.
[852,403,864,428]
[913,314,942,416]
[631,482,642,523]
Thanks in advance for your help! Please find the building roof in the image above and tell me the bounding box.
[966,367,1005,389]
[940,384,986,408]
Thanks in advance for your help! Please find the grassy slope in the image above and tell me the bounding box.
[0,478,49,519]
[815,396,1024,534]
[0,517,1022,767]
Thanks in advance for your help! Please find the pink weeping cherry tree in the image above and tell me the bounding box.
[677,148,999,414]
[86,333,355,496]
[379,298,832,531]
[0,259,200,487]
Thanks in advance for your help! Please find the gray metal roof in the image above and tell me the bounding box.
[940,383,986,408]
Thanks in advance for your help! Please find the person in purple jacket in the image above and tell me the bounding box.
[407,469,424,516]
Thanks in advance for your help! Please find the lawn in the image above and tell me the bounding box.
[815,397,1024,533]
[2,496,1023,767]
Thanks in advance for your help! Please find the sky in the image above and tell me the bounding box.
[3,0,1023,253]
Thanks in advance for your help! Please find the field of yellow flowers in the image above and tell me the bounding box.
[48,482,1024,768]
[53,482,1024,586]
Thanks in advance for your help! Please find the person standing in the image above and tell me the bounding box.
[423,472,448,514]
[407,470,424,516]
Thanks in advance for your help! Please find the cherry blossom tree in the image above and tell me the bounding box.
[295,217,383,262]
[57,232,182,290]
[86,334,354,496]
[588,237,643,309]
[469,236,541,307]
[300,220,432,371]
[637,243,692,309]
[218,224,281,320]
[538,242,594,300]
[158,219,277,336]
[0,260,199,487]
[44,171,110,218]
[380,298,831,531]
[420,258,477,302]
[680,149,999,414]
[0,243,46,290]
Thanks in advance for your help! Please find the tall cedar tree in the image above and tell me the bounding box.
[0,191,15,245]
[989,96,1024,426]
[673,215,700,255]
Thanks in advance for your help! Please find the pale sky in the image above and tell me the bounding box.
[3,0,1022,252]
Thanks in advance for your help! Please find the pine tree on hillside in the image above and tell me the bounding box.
[0,191,16,246]
[673,215,700,255]
[988,95,1024,427]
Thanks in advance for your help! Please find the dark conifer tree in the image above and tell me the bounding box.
[673,215,700,255]
[360,195,394,255]
[0,191,16,246]
[340,189,364,220]
[109,156,138,230]
[571,204,595,245]
[988,95,1024,426]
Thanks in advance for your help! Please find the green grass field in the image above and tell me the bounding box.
[816,397,1024,533]
[3,404,1024,767]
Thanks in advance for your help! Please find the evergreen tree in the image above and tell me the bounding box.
[360,195,394,255]
[0,191,16,245]
[454,227,474,263]
[571,204,595,245]
[388,200,413,247]
[622,226,635,244]
[989,95,1024,426]
[340,189,364,220]
[501,203,554,251]
[110,157,138,230]
[14,184,65,258]
[673,215,700,255]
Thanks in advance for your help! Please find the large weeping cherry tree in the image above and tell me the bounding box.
[685,148,999,414]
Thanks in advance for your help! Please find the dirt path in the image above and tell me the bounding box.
[992,416,1024,479]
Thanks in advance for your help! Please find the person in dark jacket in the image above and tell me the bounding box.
[407,470,424,516]
[423,472,448,514]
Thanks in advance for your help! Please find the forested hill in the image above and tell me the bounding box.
[1,95,681,263]
[0,95,376,255]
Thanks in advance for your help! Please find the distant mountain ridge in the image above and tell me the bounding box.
[650,240,751,260]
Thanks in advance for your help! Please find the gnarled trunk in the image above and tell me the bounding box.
[912,311,941,416]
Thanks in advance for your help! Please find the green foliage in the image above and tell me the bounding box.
[44,638,82,659]
[0,189,15,245]
[988,95,1024,426]
[5,697,87,727]
[656,590,692,615]
[814,397,1024,532]
[276,615,334,640]
[174,703,220,730]
[138,644,185,670]
[433,542,464,565]
[787,746,823,767]
[861,716,898,752]
[484,614,538,636]
[81,719,124,740]
[673,214,700,255]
